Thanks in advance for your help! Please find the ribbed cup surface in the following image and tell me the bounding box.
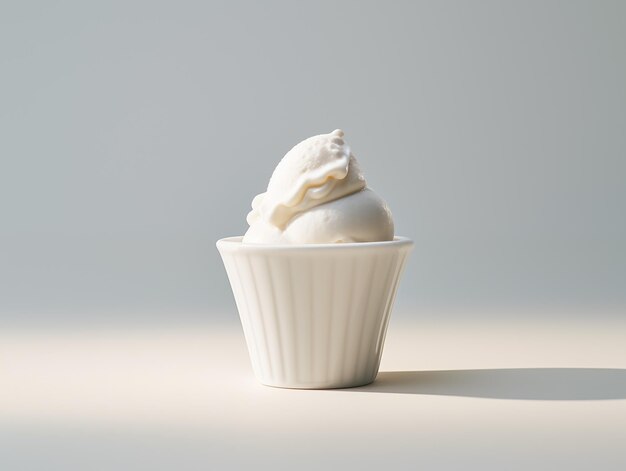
[217,237,413,389]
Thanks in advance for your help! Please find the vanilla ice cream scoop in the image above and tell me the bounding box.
[243,130,394,244]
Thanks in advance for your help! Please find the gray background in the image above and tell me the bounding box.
[1,0,625,325]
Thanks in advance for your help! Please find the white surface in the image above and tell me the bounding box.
[2,316,626,470]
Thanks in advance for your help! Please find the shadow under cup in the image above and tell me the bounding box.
[217,236,413,389]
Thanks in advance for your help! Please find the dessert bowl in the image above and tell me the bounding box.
[217,236,413,389]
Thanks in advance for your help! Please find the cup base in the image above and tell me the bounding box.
[260,376,376,390]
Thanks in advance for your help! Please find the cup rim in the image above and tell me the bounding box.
[216,236,413,252]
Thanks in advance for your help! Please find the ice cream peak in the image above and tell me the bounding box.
[251,129,365,229]
[243,130,394,244]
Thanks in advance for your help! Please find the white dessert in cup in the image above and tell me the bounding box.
[217,130,412,389]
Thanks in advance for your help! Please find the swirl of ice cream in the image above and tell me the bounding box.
[243,129,394,244]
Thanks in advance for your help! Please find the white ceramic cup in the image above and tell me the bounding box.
[217,236,413,389]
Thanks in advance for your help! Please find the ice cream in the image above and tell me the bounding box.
[218,128,412,388]
[243,129,394,244]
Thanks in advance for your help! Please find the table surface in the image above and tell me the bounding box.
[2,315,626,470]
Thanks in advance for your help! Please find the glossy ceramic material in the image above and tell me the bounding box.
[217,236,413,389]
